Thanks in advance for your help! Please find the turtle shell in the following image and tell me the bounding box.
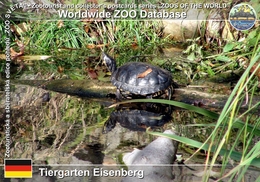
[111,62,173,95]
[103,109,172,132]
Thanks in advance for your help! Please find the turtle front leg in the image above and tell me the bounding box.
[116,89,123,101]
[166,86,172,100]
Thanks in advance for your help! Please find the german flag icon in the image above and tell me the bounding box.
[4,159,32,178]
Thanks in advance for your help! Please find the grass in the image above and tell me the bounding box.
[0,19,172,79]
[151,33,260,181]
[5,19,168,53]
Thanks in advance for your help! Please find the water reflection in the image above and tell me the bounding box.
[1,74,259,181]
[103,103,173,133]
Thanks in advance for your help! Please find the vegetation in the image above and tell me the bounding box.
[149,32,260,181]
[0,19,172,79]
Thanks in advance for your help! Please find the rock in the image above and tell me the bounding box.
[162,9,206,41]
[122,130,178,182]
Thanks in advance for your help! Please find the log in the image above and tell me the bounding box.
[11,79,115,98]
[10,79,260,111]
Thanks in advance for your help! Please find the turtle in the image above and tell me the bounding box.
[103,103,172,133]
[102,52,178,100]
[103,109,172,133]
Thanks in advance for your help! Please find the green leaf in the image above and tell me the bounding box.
[247,28,258,40]
[187,52,196,61]
[215,55,230,62]
[223,42,235,53]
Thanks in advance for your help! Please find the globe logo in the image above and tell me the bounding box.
[229,4,257,31]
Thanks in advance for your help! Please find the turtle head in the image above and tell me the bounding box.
[102,52,117,73]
